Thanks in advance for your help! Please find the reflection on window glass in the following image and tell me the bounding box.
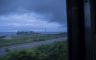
[84,0,92,48]
[84,0,91,36]
[0,0,68,60]
[84,0,91,28]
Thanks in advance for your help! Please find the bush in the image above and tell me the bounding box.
[6,51,39,60]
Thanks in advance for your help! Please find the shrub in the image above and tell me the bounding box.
[6,51,39,60]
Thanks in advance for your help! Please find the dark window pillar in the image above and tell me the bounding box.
[67,0,85,60]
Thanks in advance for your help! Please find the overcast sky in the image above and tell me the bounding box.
[0,0,67,32]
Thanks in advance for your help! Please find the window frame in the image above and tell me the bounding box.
[66,0,86,60]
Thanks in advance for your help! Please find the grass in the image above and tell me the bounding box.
[0,41,68,60]
[0,33,67,47]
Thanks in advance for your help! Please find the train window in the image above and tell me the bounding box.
[0,0,68,60]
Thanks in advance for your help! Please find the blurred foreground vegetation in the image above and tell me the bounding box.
[0,41,68,60]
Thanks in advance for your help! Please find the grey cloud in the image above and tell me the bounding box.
[0,0,67,25]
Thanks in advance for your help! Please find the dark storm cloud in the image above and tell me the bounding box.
[0,0,67,24]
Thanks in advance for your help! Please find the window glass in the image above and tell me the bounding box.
[0,0,68,60]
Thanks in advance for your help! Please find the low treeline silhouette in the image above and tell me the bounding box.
[0,36,6,39]
[16,31,39,35]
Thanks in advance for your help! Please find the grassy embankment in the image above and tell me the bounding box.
[0,33,67,47]
[0,41,68,60]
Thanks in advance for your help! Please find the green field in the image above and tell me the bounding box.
[0,33,67,47]
[0,41,68,60]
